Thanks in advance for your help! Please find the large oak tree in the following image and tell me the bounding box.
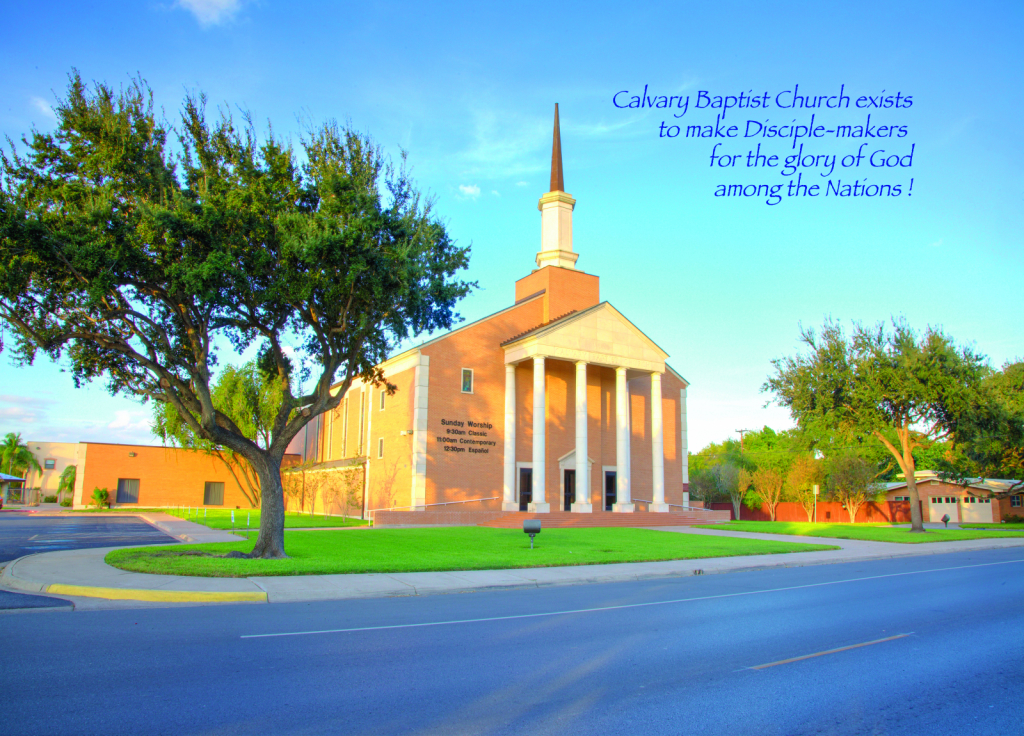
[0,73,472,557]
[764,319,987,532]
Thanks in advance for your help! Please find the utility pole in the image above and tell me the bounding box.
[736,429,754,452]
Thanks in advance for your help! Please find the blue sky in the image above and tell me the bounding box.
[1,0,1021,451]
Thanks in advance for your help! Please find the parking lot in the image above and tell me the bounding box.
[0,513,176,563]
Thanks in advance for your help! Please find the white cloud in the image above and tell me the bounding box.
[30,96,56,121]
[458,184,481,199]
[929,238,944,248]
[515,181,529,187]
[491,190,500,197]
[175,0,244,27]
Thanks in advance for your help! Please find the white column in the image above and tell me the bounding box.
[410,355,429,510]
[650,372,667,512]
[502,364,518,511]
[681,387,690,508]
[614,366,634,512]
[572,361,592,513]
[530,356,549,512]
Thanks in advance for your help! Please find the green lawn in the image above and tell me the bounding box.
[958,523,1024,530]
[105,527,838,577]
[56,507,366,529]
[697,521,1024,543]
[161,508,368,529]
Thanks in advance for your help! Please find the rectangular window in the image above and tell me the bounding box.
[115,478,140,504]
[358,392,366,454]
[43,459,56,470]
[203,481,224,506]
[461,368,474,394]
[377,437,384,459]
[341,397,349,457]
[380,389,386,411]
[1012,495,1022,507]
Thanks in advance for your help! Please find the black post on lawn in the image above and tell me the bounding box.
[523,520,542,549]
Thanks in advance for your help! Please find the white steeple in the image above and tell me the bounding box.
[536,103,578,270]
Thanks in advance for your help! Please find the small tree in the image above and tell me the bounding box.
[90,487,109,508]
[712,464,743,521]
[827,454,881,523]
[735,468,753,520]
[57,465,77,505]
[785,454,823,522]
[319,471,341,519]
[765,319,987,532]
[750,467,785,521]
[688,467,719,509]
[341,468,364,519]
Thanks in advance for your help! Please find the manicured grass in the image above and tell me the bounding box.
[54,507,367,529]
[105,527,838,577]
[696,521,1024,543]
[959,523,1024,530]
[162,508,368,530]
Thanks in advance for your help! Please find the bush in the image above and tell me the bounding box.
[59,499,72,507]
[91,487,110,508]
[1003,515,1024,524]
[43,495,58,503]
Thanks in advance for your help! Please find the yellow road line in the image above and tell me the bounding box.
[45,583,266,603]
[749,633,913,670]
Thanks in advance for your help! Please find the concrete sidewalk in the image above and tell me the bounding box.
[3,520,1024,609]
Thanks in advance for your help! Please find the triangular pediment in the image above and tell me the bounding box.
[502,302,668,372]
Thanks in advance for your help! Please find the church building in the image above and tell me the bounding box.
[313,106,692,522]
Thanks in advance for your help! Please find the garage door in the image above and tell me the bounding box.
[961,496,993,523]
[929,496,960,523]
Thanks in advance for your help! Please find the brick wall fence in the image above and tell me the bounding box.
[708,500,917,523]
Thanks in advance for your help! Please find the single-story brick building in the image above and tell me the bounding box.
[885,470,1022,523]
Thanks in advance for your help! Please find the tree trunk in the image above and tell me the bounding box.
[907,472,925,532]
[731,493,742,521]
[246,453,288,559]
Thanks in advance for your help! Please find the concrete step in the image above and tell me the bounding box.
[479,510,730,529]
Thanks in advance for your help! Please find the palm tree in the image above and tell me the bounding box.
[1,432,41,479]
[58,465,77,505]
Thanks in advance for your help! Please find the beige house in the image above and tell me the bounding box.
[21,441,81,496]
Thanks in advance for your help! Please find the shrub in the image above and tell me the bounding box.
[43,495,58,503]
[59,499,72,507]
[91,488,110,508]
[1003,515,1024,524]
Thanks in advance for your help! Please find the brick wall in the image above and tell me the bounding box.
[710,500,915,523]
[76,443,300,509]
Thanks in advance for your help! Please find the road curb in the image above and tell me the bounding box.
[44,583,267,603]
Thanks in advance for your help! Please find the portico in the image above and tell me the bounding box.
[500,303,672,513]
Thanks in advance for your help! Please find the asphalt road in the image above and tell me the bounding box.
[0,513,176,562]
[1,547,1022,735]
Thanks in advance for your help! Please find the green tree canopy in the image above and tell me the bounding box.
[1,432,41,478]
[764,318,988,531]
[153,360,281,508]
[0,72,472,557]
[946,361,1024,492]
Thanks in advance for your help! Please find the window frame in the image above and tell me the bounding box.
[379,389,386,411]
[377,437,384,459]
[43,459,56,470]
[203,481,225,506]
[461,368,474,394]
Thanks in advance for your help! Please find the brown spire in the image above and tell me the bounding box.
[549,103,564,192]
